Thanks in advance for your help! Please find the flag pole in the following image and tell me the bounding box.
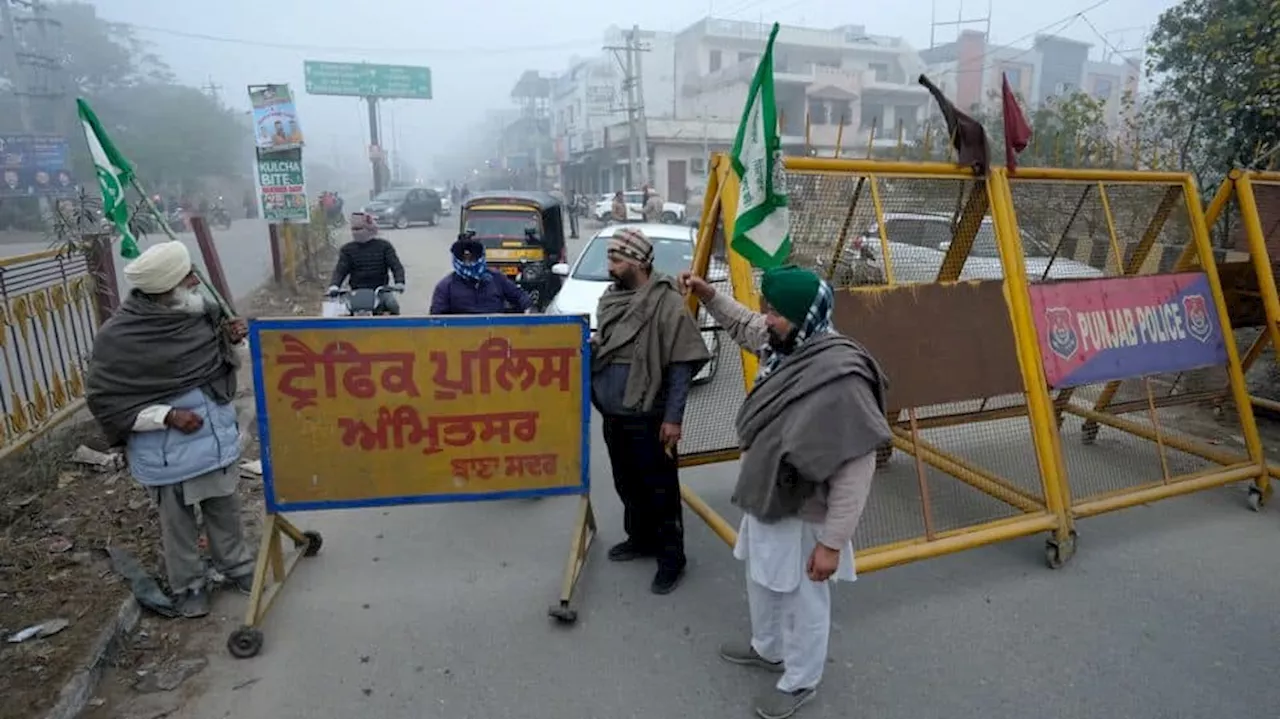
[129,178,236,318]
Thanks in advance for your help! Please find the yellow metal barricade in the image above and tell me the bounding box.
[680,155,1077,572]
[1001,167,1267,517]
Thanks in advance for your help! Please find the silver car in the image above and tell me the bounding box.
[846,212,1103,284]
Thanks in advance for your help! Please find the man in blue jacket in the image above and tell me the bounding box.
[85,241,255,619]
[430,236,533,314]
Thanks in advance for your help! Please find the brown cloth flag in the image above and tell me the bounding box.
[1001,72,1033,174]
[918,74,989,175]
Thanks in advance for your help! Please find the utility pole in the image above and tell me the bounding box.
[604,27,651,189]
[202,78,223,106]
[0,0,33,131]
[366,96,384,195]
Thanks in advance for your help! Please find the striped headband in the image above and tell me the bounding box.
[608,227,653,264]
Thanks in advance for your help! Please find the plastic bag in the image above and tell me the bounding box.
[321,300,347,318]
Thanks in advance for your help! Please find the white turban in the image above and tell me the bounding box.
[123,241,193,294]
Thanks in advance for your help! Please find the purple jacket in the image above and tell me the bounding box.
[429,271,532,315]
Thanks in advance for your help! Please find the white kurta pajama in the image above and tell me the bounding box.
[733,459,862,693]
[701,290,887,700]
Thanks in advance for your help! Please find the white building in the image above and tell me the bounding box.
[919,30,1141,126]
[552,27,676,194]
[553,18,932,204]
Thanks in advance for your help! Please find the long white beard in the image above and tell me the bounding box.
[170,286,209,315]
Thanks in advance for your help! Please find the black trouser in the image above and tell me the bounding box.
[601,414,685,570]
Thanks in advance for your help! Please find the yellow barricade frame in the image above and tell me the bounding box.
[683,155,1269,575]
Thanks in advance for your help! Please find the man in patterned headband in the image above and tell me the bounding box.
[429,235,531,314]
[591,226,711,594]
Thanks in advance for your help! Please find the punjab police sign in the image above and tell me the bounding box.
[249,314,590,511]
[1029,272,1229,389]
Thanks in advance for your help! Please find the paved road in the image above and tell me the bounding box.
[130,222,1280,719]
[1,219,274,306]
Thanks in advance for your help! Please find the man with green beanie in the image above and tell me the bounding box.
[680,265,890,719]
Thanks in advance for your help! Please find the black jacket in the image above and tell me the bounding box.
[329,238,405,290]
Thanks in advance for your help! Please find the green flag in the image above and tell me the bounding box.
[77,98,139,259]
[729,22,790,269]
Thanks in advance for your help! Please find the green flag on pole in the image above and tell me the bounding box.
[76,98,139,259]
[729,22,790,269]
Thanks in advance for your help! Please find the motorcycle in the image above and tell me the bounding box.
[167,207,188,233]
[209,205,232,230]
[324,286,403,317]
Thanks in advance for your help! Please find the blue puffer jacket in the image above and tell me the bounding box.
[126,387,241,486]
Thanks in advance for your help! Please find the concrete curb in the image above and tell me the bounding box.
[41,596,141,719]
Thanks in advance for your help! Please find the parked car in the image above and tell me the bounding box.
[363,187,443,229]
[545,223,727,384]
[845,212,1104,283]
[593,191,687,224]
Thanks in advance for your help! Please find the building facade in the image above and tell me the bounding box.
[552,17,933,205]
[919,30,1141,125]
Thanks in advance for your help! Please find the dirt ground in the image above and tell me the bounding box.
[0,272,328,719]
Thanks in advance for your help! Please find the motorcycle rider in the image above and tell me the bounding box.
[328,212,406,315]
[430,235,532,315]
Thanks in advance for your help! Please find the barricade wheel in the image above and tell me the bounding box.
[301,530,324,557]
[228,626,264,659]
[1247,486,1268,512]
[548,603,578,625]
[1044,531,1078,570]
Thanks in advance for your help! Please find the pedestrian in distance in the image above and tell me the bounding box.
[591,227,712,594]
[85,241,257,619]
[679,265,888,719]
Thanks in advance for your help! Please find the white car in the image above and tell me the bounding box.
[844,212,1103,283]
[435,189,453,216]
[593,191,687,224]
[546,223,727,384]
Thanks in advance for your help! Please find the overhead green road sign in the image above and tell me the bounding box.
[303,61,433,100]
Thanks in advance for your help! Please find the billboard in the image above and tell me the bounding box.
[1029,272,1229,389]
[256,148,308,222]
[249,84,304,152]
[0,134,77,197]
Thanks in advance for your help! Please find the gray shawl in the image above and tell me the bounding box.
[86,290,239,446]
[732,333,891,521]
[592,273,712,413]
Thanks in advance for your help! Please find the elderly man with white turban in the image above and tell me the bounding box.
[86,241,255,618]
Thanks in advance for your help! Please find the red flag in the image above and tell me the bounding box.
[1001,72,1032,174]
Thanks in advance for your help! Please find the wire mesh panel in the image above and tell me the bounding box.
[678,218,745,464]
[1006,172,1264,509]
[717,158,1067,561]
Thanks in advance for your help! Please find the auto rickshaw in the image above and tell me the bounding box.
[459,191,566,311]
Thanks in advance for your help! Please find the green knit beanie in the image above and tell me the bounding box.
[760,265,821,326]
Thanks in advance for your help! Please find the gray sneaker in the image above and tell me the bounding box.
[227,573,254,596]
[755,687,816,719]
[718,642,785,673]
[175,588,210,618]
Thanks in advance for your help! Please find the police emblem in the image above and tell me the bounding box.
[1044,307,1079,360]
[1182,294,1213,343]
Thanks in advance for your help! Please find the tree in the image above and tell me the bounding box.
[0,3,249,200]
[1146,0,1280,183]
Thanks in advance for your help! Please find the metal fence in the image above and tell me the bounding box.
[1004,168,1267,519]
[679,154,1269,574]
[0,248,101,458]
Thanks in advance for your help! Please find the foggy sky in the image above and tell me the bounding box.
[89,0,1176,180]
